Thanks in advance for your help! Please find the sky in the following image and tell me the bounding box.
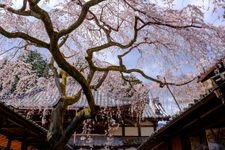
[173,0,224,25]
[9,0,225,25]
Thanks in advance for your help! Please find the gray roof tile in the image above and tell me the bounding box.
[1,84,169,119]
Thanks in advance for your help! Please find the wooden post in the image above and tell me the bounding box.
[137,117,141,136]
[122,121,125,137]
[153,120,157,131]
[138,121,141,136]
[21,135,28,150]
[6,136,12,150]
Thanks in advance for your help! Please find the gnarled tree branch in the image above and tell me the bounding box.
[0,27,50,48]
[58,0,105,37]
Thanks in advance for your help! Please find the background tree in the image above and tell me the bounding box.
[22,50,49,77]
[0,52,50,101]
[0,58,37,97]
[0,0,224,149]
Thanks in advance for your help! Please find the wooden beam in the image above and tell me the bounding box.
[124,118,136,126]
[0,115,6,128]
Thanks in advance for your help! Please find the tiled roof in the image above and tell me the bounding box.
[70,91,131,108]
[198,58,225,82]
[142,97,169,119]
[1,83,169,119]
[1,84,132,108]
[142,104,168,119]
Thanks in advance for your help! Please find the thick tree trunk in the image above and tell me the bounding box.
[47,99,66,150]
[47,104,98,150]
[55,107,94,149]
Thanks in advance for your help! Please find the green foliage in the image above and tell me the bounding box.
[24,50,49,77]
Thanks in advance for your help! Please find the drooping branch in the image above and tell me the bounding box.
[98,4,124,32]
[0,0,27,12]
[86,37,197,87]
[118,42,198,87]
[0,2,41,19]
[85,16,162,84]
[83,7,203,87]
[28,0,55,38]
[58,0,105,37]
[125,69,163,85]
[86,16,139,60]
[0,41,28,56]
[88,10,112,42]
[123,0,202,29]
[90,71,109,90]
[165,77,197,86]
[0,27,50,48]
[145,20,202,29]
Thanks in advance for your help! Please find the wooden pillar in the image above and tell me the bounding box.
[0,116,3,128]
[137,122,141,136]
[153,120,158,131]
[21,135,28,150]
[168,139,173,150]
[181,135,191,150]
[122,122,125,137]
[6,136,12,150]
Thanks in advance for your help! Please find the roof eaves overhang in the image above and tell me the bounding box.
[138,81,225,149]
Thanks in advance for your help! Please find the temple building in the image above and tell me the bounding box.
[0,83,169,149]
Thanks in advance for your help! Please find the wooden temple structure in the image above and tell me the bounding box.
[138,59,225,150]
[0,84,169,149]
[0,102,47,150]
